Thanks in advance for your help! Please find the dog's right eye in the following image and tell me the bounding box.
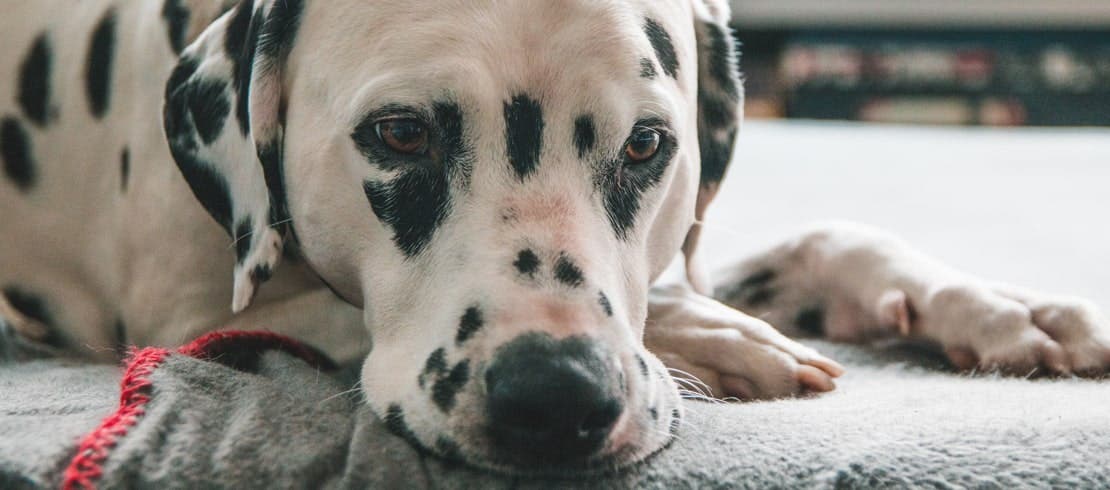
[375,119,429,155]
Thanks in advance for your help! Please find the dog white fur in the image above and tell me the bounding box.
[1,0,1107,473]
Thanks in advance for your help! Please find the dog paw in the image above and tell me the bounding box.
[645,284,844,400]
[916,285,1110,377]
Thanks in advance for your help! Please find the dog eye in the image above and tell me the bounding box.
[375,119,428,155]
[624,128,661,163]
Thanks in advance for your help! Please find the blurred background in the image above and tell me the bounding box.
[729,0,1110,126]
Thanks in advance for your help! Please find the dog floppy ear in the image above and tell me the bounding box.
[681,0,744,295]
[163,0,303,313]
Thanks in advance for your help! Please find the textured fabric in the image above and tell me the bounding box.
[2,121,1109,488]
[2,341,1110,488]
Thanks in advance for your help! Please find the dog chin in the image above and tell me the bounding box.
[434,436,677,478]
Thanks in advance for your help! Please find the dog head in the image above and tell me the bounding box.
[164,0,741,473]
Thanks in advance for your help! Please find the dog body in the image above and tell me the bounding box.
[2,0,1108,472]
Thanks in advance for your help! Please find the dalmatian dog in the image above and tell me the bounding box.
[2,0,1108,474]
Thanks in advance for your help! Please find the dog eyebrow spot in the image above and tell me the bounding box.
[432,359,470,412]
[19,33,54,127]
[513,249,540,277]
[1,118,36,192]
[85,8,117,119]
[503,94,544,180]
[598,291,613,317]
[554,255,584,287]
[456,306,484,345]
[643,18,678,79]
[573,115,596,159]
[639,57,657,79]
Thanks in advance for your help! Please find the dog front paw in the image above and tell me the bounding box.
[646,284,844,401]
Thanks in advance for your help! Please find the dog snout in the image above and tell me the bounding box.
[485,333,623,461]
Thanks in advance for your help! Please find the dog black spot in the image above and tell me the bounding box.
[184,78,231,145]
[795,306,825,336]
[435,436,463,462]
[250,264,273,286]
[85,9,117,119]
[598,291,613,317]
[1,118,36,192]
[114,318,128,355]
[359,101,467,257]
[639,57,657,79]
[256,0,303,68]
[2,286,64,348]
[669,408,682,434]
[739,269,776,289]
[513,249,540,277]
[649,407,659,420]
[419,347,448,388]
[363,170,449,257]
[234,218,253,263]
[384,403,419,443]
[456,307,484,345]
[435,438,463,463]
[119,147,130,192]
[225,0,259,136]
[161,0,190,54]
[697,85,738,186]
[745,287,776,307]
[644,18,678,79]
[18,34,53,126]
[554,254,584,287]
[702,22,741,100]
[635,353,649,378]
[432,360,470,412]
[257,139,289,231]
[503,94,544,179]
[573,114,596,159]
[164,57,235,233]
[169,155,233,232]
[600,120,676,239]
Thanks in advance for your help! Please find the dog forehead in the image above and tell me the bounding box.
[292,0,695,106]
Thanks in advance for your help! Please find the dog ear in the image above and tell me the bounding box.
[681,0,743,295]
[163,0,303,313]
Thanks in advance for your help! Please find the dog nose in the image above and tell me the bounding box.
[485,333,623,461]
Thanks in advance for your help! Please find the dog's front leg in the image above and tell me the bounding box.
[714,221,1110,376]
[644,283,844,400]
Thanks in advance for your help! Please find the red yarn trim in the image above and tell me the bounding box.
[61,330,337,489]
[61,346,170,490]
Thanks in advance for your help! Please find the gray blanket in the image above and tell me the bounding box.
[3,337,1109,489]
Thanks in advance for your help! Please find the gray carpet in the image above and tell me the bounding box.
[2,121,1109,488]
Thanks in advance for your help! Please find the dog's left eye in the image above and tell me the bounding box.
[376,119,429,155]
[625,128,661,163]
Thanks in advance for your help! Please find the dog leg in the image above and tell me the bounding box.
[645,283,845,400]
[714,221,1110,376]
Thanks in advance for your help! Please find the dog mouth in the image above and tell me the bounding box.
[388,411,682,478]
